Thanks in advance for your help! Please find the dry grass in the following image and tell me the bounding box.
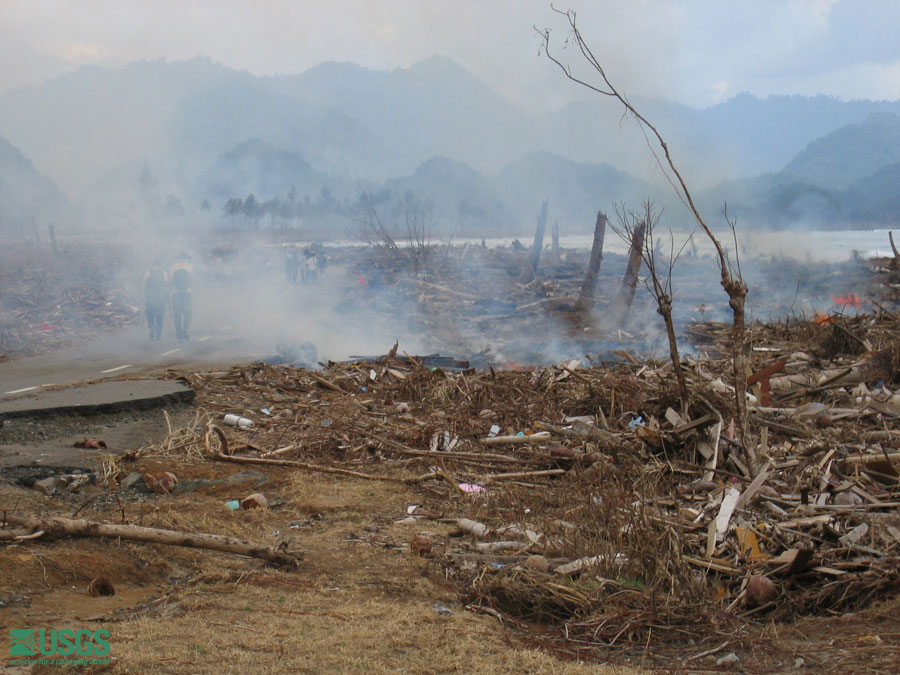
[1,461,639,674]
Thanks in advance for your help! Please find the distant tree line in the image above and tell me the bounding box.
[217,186,436,233]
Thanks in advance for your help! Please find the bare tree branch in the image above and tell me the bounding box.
[539,8,756,473]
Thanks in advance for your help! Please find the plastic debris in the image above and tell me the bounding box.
[223,414,254,428]
[627,416,645,430]
[241,493,269,509]
[458,483,486,494]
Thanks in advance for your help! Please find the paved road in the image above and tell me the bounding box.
[0,324,263,397]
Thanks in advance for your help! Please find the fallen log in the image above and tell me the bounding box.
[2,513,302,566]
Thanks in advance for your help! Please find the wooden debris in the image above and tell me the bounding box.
[2,513,302,566]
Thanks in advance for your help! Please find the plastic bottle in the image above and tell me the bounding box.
[223,414,254,428]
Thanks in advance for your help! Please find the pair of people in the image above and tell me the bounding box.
[143,257,193,341]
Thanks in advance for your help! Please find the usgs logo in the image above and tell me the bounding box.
[9,628,111,660]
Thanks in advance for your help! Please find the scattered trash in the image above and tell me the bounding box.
[716,652,741,668]
[143,472,178,494]
[33,476,61,496]
[260,408,271,415]
[523,555,551,573]
[224,500,240,511]
[73,438,107,449]
[240,493,268,509]
[430,430,459,452]
[87,577,115,597]
[410,534,433,555]
[457,518,490,539]
[223,414,254,428]
[432,603,452,616]
[458,483,486,494]
[745,575,777,607]
[488,424,501,437]
[120,472,146,490]
[627,416,645,430]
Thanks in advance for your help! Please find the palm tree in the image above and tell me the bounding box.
[223,197,243,229]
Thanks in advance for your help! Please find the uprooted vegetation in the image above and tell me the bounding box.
[4,305,899,670]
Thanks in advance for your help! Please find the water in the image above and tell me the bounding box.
[311,228,897,263]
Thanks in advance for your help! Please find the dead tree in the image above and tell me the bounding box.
[521,199,549,282]
[540,9,756,474]
[575,211,608,314]
[551,220,561,265]
[615,202,691,413]
[612,219,646,326]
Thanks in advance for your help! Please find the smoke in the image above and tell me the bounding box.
[0,4,892,373]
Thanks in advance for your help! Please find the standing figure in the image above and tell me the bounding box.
[170,254,194,342]
[285,248,299,284]
[143,261,167,340]
[301,249,319,283]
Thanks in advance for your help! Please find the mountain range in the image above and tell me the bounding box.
[1,55,899,236]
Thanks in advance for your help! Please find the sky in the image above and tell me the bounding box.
[1,0,899,109]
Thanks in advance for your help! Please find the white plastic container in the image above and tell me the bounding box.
[223,413,254,429]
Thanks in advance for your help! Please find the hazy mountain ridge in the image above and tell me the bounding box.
[712,113,900,228]
[267,56,539,176]
[0,55,898,234]
[196,138,335,204]
[0,133,69,230]
[782,112,900,189]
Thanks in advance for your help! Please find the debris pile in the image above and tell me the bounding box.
[0,240,138,359]
[64,308,893,655]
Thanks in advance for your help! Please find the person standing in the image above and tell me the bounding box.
[170,254,194,342]
[143,261,167,340]
[285,248,299,284]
